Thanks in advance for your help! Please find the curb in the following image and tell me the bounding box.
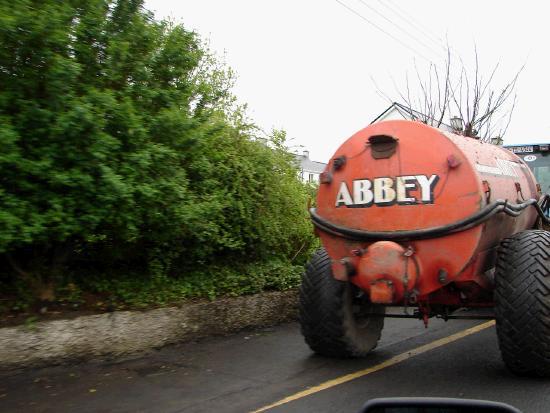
[0,289,298,371]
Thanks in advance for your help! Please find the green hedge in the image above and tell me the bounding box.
[0,0,317,310]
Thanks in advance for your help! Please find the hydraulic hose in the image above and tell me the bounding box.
[310,196,550,242]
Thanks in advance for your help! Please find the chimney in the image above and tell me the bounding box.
[303,150,309,158]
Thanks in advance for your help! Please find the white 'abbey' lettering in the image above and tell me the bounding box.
[416,174,439,203]
[335,174,440,207]
[395,176,416,203]
[335,181,353,206]
[373,177,395,205]
[475,158,527,178]
[352,180,373,205]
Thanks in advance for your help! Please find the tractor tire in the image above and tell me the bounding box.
[299,248,385,358]
[495,230,550,377]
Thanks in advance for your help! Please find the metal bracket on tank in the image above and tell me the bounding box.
[482,180,491,202]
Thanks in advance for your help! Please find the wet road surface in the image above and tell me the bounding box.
[1,314,549,412]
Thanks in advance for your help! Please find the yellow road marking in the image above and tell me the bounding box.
[251,320,495,412]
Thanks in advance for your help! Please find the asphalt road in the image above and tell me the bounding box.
[1,313,549,413]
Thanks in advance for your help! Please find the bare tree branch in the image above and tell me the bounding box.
[376,45,522,142]
[435,47,451,127]
[370,75,394,105]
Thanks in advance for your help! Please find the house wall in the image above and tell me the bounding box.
[295,151,326,184]
[299,170,321,183]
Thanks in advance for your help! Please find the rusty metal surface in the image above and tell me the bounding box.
[315,120,539,309]
[369,281,394,304]
[354,241,416,304]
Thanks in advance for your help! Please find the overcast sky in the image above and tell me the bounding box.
[145,0,550,162]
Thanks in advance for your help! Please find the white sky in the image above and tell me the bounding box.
[145,0,550,162]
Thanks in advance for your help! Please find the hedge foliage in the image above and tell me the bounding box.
[0,0,317,308]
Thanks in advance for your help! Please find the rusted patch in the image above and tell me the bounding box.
[370,281,394,304]
[447,154,462,168]
[482,180,491,202]
[319,171,332,184]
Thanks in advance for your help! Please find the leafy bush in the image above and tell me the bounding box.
[0,0,317,308]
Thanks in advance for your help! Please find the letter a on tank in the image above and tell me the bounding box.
[335,182,353,206]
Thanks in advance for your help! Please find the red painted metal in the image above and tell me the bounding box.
[355,241,417,303]
[370,281,394,304]
[316,120,540,309]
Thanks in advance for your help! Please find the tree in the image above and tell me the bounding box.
[0,0,316,301]
[375,47,522,142]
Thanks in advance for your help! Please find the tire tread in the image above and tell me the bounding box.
[299,248,383,358]
[495,230,550,377]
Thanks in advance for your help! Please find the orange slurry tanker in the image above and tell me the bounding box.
[299,120,550,377]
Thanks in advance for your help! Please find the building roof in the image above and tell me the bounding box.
[371,102,453,131]
[371,102,420,124]
[294,153,326,174]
